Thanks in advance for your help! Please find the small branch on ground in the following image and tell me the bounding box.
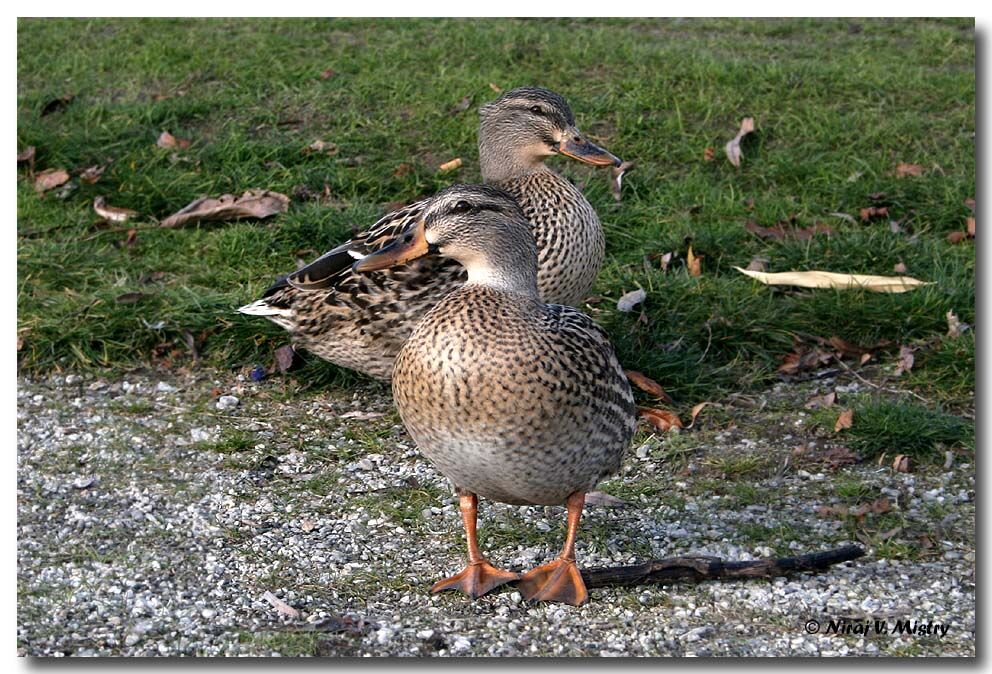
[831,355,930,404]
[581,544,865,589]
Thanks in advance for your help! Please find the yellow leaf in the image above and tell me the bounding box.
[687,246,702,277]
[733,267,932,293]
[834,409,854,433]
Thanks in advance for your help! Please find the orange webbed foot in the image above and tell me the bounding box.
[517,557,588,606]
[431,560,520,599]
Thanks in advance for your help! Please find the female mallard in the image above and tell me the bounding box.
[353,184,636,605]
[239,87,620,381]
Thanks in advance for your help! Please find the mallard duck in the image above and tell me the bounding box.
[239,87,620,381]
[353,184,637,605]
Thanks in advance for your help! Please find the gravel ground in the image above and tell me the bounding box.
[17,370,975,657]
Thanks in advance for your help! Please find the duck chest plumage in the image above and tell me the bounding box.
[391,285,636,506]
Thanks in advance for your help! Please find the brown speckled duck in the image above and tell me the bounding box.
[239,87,620,381]
[353,184,637,605]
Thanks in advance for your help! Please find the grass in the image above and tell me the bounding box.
[17,18,975,412]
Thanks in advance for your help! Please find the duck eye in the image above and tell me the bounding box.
[453,200,472,213]
[530,105,544,115]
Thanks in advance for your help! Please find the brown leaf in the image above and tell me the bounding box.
[804,391,836,409]
[966,217,975,238]
[745,257,768,272]
[450,95,473,114]
[616,288,646,312]
[79,165,106,184]
[33,168,70,193]
[318,68,337,80]
[182,329,199,360]
[859,352,872,365]
[157,130,191,150]
[686,246,702,277]
[895,162,924,178]
[438,157,462,172]
[639,407,683,433]
[489,83,503,93]
[41,94,74,116]
[302,140,338,156]
[964,198,975,212]
[893,262,908,274]
[610,160,634,202]
[392,162,413,178]
[651,251,674,272]
[687,402,713,428]
[703,147,715,161]
[93,196,138,223]
[833,409,854,433]
[121,228,138,248]
[894,345,914,376]
[725,117,755,168]
[827,335,870,359]
[17,146,36,164]
[822,446,859,469]
[778,347,832,375]
[274,344,297,373]
[859,205,889,222]
[115,292,148,304]
[946,310,968,338]
[160,189,290,228]
[892,454,912,473]
[946,230,967,244]
[625,370,672,404]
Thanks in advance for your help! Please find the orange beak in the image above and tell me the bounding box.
[352,220,432,273]
[557,129,622,167]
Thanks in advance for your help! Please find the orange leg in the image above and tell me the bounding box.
[431,492,520,599]
[517,491,589,606]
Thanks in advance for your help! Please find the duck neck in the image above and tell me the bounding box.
[478,130,551,184]
[461,234,540,299]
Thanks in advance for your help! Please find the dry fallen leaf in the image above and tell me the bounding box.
[834,408,854,433]
[115,292,149,304]
[450,95,473,114]
[438,158,462,172]
[393,162,413,178]
[892,454,912,473]
[964,197,975,212]
[686,246,702,277]
[778,346,832,375]
[262,591,300,619]
[703,147,715,162]
[160,189,290,228]
[584,490,628,507]
[639,407,683,433]
[745,257,768,272]
[616,288,646,312]
[17,146,36,165]
[946,310,968,338]
[79,165,106,184]
[93,196,138,223]
[687,402,713,428]
[859,206,889,222]
[733,267,932,293]
[274,344,297,373]
[610,160,634,202]
[946,230,968,244]
[302,140,338,156]
[894,345,915,376]
[33,168,70,194]
[300,518,317,532]
[625,370,672,404]
[821,446,859,469]
[804,391,836,409]
[725,117,755,168]
[122,229,138,247]
[319,68,337,79]
[157,130,191,150]
[966,217,975,238]
[895,162,924,178]
[893,262,908,274]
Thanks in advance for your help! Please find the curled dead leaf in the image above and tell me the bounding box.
[639,407,683,433]
[33,168,70,193]
[157,130,191,150]
[892,454,912,473]
[703,147,715,162]
[893,262,908,274]
[946,230,968,244]
[625,370,672,404]
[734,267,932,293]
[302,140,338,156]
[93,196,138,223]
[895,162,924,178]
[859,206,889,222]
[115,292,149,304]
[966,217,975,238]
[745,257,768,272]
[725,117,755,168]
[274,344,297,374]
[393,162,413,178]
[79,165,106,184]
[438,158,462,172]
[616,288,646,312]
[894,345,915,377]
[687,402,713,428]
[964,198,975,212]
[160,190,290,228]
[833,409,854,433]
[686,246,702,277]
[946,310,968,338]
[319,68,337,79]
[804,391,836,410]
[17,146,36,165]
[610,160,634,202]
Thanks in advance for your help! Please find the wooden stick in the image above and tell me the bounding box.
[581,544,865,589]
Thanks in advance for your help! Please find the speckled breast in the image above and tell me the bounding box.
[391,286,635,506]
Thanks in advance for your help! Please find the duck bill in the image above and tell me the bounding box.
[557,130,622,167]
[353,220,431,273]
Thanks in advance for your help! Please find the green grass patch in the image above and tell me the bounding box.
[842,398,973,458]
[17,18,974,411]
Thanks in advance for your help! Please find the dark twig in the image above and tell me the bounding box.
[581,544,865,589]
